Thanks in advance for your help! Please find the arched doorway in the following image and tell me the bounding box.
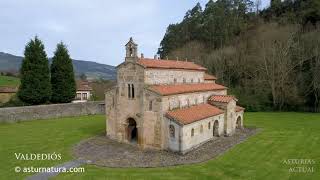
[127,118,138,143]
[236,116,242,129]
[213,120,219,137]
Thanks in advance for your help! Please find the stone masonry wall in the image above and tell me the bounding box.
[145,69,205,85]
[0,101,105,123]
[162,90,227,112]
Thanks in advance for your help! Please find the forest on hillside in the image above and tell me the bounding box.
[158,0,320,112]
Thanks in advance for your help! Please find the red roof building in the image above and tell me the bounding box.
[0,87,18,93]
[204,73,217,80]
[106,38,245,154]
[166,104,224,125]
[236,106,245,112]
[208,95,238,103]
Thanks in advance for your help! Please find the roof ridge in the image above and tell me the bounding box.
[209,95,238,103]
[148,83,227,96]
[137,58,207,71]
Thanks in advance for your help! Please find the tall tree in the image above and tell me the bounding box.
[50,42,76,103]
[18,36,51,105]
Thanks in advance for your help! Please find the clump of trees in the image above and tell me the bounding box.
[157,0,320,112]
[51,42,76,103]
[18,37,51,104]
[158,0,254,57]
[18,37,76,105]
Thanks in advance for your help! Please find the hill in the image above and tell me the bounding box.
[0,52,116,80]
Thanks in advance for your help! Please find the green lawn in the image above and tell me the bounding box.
[0,115,105,179]
[0,75,20,87]
[0,113,319,180]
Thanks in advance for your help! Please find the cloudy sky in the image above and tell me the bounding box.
[0,0,269,66]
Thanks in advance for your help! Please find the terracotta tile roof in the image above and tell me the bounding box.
[166,104,224,125]
[204,73,217,80]
[209,95,237,103]
[137,58,207,71]
[148,83,227,96]
[236,106,245,112]
[0,87,17,93]
[77,81,93,91]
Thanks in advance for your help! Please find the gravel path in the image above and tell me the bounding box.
[73,128,259,168]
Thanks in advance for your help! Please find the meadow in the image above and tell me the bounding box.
[0,75,20,87]
[0,113,319,180]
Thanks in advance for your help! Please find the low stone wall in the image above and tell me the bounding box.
[0,101,105,123]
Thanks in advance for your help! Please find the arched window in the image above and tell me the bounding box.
[132,84,135,98]
[169,125,175,138]
[200,125,203,133]
[191,128,194,137]
[128,83,135,99]
[128,84,131,98]
[208,122,211,129]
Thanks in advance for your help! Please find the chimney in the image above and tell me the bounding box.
[141,53,144,59]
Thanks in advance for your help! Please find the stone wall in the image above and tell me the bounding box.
[107,62,146,146]
[180,113,224,153]
[162,90,227,111]
[0,101,105,123]
[166,113,224,153]
[145,69,204,85]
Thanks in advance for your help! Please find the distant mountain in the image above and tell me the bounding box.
[0,52,116,80]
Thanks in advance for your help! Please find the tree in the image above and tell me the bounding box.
[80,73,87,81]
[18,36,51,105]
[50,42,76,103]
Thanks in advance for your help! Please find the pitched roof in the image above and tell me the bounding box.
[236,106,245,112]
[204,73,217,80]
[166,104,224,125]
[137,58,207,71]
[148,83,227,96]
[0,87,17,93]
[209,95,237,103]
[77,81,93,91]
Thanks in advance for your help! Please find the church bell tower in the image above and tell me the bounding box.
[125,37,138,62]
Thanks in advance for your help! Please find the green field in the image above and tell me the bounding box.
[0,113,319,180]
[0,75,20,87]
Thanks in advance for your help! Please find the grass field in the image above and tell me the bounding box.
[0,113,319,180]
[0,75,20,87]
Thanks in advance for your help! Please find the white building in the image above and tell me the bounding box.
[73,81,93,103]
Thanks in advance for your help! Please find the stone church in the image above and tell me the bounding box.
[105,38,245,154]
